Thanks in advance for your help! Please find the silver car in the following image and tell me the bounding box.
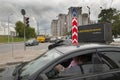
[25,39,39,46]
[1,43,120,80]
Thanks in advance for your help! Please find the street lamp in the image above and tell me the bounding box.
[110,0,113,8]
[87,6,90,24]
[98,7,103,23]
[8,13,13,43]
[37,21,40,35]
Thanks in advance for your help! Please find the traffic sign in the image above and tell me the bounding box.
[21,9,26,15]
[72,8,77,17]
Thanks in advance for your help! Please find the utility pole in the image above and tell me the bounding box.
[37,22,39,35]
[8,14,13,43]
[21,9,26,51]
[8,16,10,43]
[110,0,113,8]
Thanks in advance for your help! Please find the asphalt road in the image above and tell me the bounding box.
[0,41,120,54]
[0,42,51,54]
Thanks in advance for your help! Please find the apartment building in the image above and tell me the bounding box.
[51,7,89,36]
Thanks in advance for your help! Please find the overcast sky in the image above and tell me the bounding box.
[0,0,120,34]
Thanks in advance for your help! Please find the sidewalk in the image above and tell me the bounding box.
[0,49,47,67]
[111,42,120,46]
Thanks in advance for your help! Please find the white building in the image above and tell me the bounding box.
[0,22,16,36]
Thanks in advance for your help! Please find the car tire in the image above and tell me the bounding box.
[48,45,53,50]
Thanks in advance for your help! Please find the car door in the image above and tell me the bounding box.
[35,49,97,80]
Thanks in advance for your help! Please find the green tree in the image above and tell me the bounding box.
[26,27,36,39]
[15,21,24,37]
[15,21,36,39]
[98,8,120,37]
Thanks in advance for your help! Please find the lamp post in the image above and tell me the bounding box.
[110,0,113,8]
[87,6,90,24]
[8,13,13,43]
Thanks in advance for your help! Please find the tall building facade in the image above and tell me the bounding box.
[51,7,89,36]
[51,20,58,36]
[57,14,67,36]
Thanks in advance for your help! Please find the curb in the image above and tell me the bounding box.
[6,61,23,65]
[0,42,23,45]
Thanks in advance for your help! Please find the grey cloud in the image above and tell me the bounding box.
[0,0,119,34]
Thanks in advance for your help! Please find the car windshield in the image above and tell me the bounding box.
[20,49,62,79]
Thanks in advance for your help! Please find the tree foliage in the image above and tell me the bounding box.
[26,27,36,39]
[98,8,120,37]
[15,21,24,37]
[15,21,36,39]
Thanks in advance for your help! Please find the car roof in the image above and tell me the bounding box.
[55,43,119,54]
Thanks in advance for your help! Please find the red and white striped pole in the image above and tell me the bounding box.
[72,8,78,46]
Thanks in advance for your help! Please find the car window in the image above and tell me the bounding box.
[99,51,120,69]
[93,51,120,80]
[20,49,62,79]
[80,53,110,74]
[45,53,94,79]
[46,52,120,80]
[45,51,120,80]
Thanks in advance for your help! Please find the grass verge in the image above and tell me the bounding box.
[0,36,24,43]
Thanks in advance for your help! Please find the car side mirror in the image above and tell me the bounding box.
[37,74,48,80]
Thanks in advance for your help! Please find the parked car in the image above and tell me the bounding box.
[25,39,39,46]
[113,37,120,42]
[48,39,72,50]
[49,37,57,42]
[45,37,50,42]
[36,36,45,43]
[11,43,120,80]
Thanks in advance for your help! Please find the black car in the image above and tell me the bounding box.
[11,43,120,80]
[48,39,72,50]
[25,39,39,46]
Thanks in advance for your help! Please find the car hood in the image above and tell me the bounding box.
[0,65,15,80]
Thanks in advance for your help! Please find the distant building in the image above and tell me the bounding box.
[51,20,58,36]
[0,22,16,36]
[51,7,89,36]
[57,14,67,36]
[82,13,89,25]
[90,20,97,24]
